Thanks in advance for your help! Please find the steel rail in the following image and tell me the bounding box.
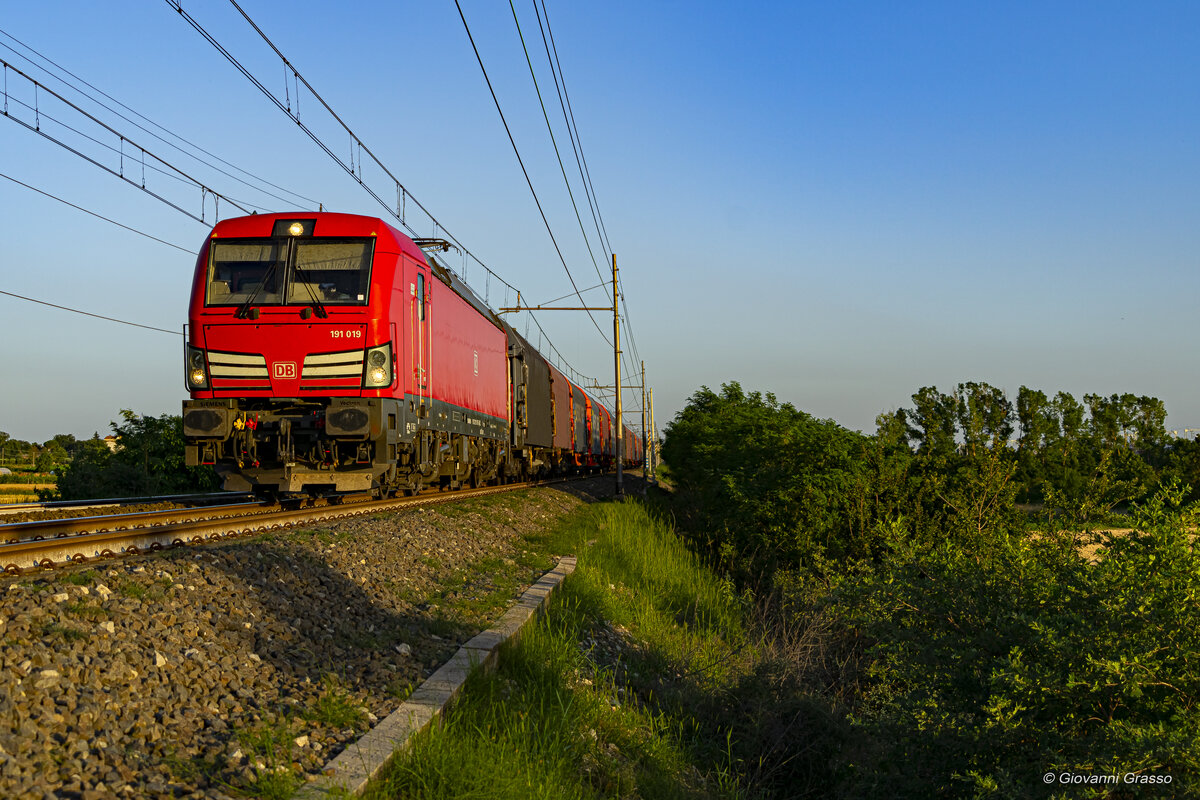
[0,500,272,541]
[0,477,574,574]
[0,491,255,517]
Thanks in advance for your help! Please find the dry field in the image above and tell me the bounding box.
[0,484,54,504]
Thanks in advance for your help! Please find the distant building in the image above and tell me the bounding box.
[0,467,11,476]
[104,435,120,452]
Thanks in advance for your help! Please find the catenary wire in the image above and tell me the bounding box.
[529,1,647,426]
[528,1,645,390]
[0,172,194,253]
[0,27,320,211]
[508,0,605,287]
[2,90,271,215]
[535,0,612,256]
[0,290,181,336]
[453,0,614,350]
[1,57,254,222]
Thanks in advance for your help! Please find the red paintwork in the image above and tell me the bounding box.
[187,212,508,424]
[548,362,572,451]
[427,273,508,422]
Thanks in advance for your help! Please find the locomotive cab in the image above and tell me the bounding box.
[182,214,426,495]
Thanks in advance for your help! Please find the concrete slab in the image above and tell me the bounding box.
[293,555,577,798]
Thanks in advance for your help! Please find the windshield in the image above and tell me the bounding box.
[205,238,374,307]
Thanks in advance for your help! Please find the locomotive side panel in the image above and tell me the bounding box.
[427,275,508,438]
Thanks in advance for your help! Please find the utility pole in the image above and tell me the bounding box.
[641,361,647,494]
[613,254,623,496]
[498,251,628,498]
[648,387,657,485]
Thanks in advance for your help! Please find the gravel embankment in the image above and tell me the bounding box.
[0,479,619,799]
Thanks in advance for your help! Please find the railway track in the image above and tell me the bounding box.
[0,472,628,799]
[0,491,255,518]
[0,477,575,574]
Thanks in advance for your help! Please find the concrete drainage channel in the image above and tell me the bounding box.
[294,555,578,798]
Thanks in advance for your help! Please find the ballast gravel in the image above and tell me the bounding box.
[0,479,616,799]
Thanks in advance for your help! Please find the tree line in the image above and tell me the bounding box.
[0,430,82,474]
[2,412,218,499]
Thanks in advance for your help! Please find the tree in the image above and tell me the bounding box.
[45,433,80,459]
[1015,387,1056,500]
[906,386,958,458]
[54,411,218,500]
[35,442,68,473]
[1132,395,1167,449]
[954,381,1013,456]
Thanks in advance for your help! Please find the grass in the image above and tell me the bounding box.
[63,601,107,619]
[233,718,302,799]
[43,622,90,642]
[221,673,370,798]
[303,674,369,729]
[364,497,755,800]
[62,569,98,586]
[118,582,149,600]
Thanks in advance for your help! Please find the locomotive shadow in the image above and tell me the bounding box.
[208,538,466,708]
[203,474,650,711]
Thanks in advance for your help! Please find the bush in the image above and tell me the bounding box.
[661,383,874,585]
[840,482,1200,797]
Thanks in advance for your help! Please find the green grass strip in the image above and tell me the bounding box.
[366,498,751,800]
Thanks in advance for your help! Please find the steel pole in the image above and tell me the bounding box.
[613,254,623,496]
[648,388,656,484]
[641,361,647,494]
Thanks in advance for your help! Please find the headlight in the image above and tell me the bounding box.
[185,345,209,390]
[362,342,392,388]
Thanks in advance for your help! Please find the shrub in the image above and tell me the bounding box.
[661,383,874,585]
[840,482,1200,797]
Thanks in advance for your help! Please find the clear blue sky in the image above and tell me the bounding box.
[2,1,1199,444]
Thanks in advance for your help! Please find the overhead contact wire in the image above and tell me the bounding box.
[535,0,612,255]
[0,290,181,336]
[508,0,604,287]
[454,0,614,349]
[0,28,319,210]
[0,172,193,253]
[0,57,252,222]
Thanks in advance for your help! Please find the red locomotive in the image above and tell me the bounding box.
[181,212,641,495]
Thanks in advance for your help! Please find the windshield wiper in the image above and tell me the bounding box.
[291,262,328,318]
[236,261,278,319]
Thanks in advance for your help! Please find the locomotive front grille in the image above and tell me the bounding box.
[301,350,364,389]
[208,351,270,390]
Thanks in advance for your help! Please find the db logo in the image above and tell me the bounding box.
[273,362,297,379]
